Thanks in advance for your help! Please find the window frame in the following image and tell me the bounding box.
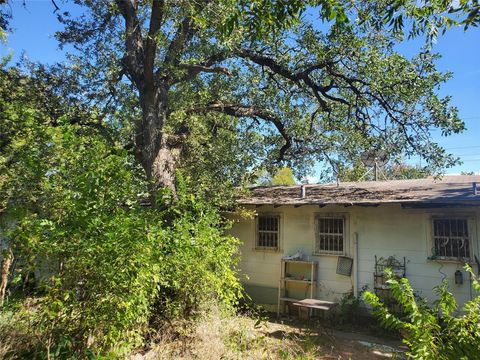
[314,214,347,256]
[430,216,473,261]
[255,213,281,251]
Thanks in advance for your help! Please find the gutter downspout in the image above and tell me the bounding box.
[353,232,359,298]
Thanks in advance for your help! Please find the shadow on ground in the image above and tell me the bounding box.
[263,314,407,359]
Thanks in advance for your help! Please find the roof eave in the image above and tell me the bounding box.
[237,199,480,206]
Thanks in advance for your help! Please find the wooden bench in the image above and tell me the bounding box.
[292,298,337,319]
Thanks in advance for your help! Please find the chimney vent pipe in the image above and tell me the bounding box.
[301,185,306,198]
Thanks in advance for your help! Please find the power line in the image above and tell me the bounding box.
[441,145,480,150]
[453,153,480,156]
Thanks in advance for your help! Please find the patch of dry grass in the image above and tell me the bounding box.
[0,299,46,360]
[139,308,397,360]
[0,337,14,360]
[1,302,403,359]
[0,310,27,359]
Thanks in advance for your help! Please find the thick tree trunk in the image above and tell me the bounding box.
[136,85,181,197]
[150,138,180,192]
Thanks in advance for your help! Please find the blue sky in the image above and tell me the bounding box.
[1,1,479,176]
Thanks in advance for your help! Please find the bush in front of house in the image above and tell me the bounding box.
[3,178,242,358]
[363,266,480,359]
[1,118,242,358]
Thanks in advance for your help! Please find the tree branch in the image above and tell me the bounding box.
[51,0,60,13]
[235,49,302,83]
[179,63,231,77]
[170,52,230,83]
[187,102,292,161]
[163,17,195,67]
[235,49,333,110]
[144,0,165,83]
[115,0,144,85]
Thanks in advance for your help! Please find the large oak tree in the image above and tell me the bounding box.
[47,0,466,195]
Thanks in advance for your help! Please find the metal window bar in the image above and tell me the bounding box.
[433,219,470,259]
[316,217,344,254]
[257,216,279,249]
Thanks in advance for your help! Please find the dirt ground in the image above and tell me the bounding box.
[258,316,406,359]
[141,311,407,360]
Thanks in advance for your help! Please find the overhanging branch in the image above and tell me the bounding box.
[163,17,195,67]
[235,48,334,110]
[187,102,292,161]
[171,51,230,83]
[179,63,231,76]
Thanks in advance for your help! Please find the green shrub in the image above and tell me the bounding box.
[0,69,242,357]
[6,182,241,358]
[1,121,242,357]
[335,288,364,325]
[363,266,480,359]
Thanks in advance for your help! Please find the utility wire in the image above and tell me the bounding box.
[443,145,480,150]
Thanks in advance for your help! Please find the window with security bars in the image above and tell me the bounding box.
[433,218,470,259]
[256,215,279,249]
[315,217,345,255]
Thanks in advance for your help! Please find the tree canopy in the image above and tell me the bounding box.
[256,167,297,185]
[36,0,466,197]
[271,167,297,185]
[335,160,432,182]
[226,1,480,42]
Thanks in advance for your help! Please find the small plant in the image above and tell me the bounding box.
[332,285,369,326]
[337,290,362,325]
[236,293,269,330]
[364,265,480,359]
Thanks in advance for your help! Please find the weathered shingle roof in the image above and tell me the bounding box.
[239,175,480,206]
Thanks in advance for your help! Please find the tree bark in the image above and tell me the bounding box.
[115,0,190,196]
[137,85,180,196]
[0,247,13,307]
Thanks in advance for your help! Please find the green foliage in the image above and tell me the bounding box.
[50,1,466,187]
[385,163,432,180]
[364,266,480,359]
[0,66,114,215]
[5,131,242,355]
[221,0,348,40]
[271,167,296,185]
[336,160,432,182]
[0,67,242,357]
[375,0,480,41]
[222,1,480,44]
[255,167,297,186]
[335,286,370,326]
[14,172,241,356]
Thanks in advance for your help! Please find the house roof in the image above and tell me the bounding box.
[238,175,480,206]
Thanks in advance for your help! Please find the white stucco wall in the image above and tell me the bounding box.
[229,203,480,307]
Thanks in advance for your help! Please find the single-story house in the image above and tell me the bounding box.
[228,175,480,312]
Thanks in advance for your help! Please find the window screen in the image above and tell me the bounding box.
[315,217,345,255]
[257,215,279,249]
[433,218,470,259]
